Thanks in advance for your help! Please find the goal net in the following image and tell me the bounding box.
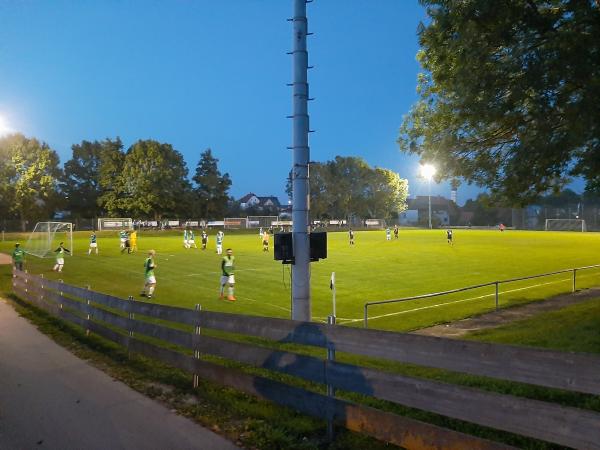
[545,219,587,232]
[365,219,386,229]
[247,216,278,228]
[24,222,73,258]
[97,218,133,231]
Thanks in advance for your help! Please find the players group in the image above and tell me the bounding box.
[11,224,458,304]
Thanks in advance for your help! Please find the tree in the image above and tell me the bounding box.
[0,134,62,228]
[97,140,126,216]
[119,140,192,218]
[287,156,409,220]
[192,148,232,219]
[366,168,409,219]
[398,0,600,204]
[63,138,123,217]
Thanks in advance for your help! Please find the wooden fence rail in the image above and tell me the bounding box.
[12,269,600,450]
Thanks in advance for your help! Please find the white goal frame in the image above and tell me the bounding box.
[24,222,73,258]
[365,218,386,229]
[97,218,133,231]
[544,219,587,232]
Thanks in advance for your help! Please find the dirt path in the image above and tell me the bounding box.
[0,252,12,264]
[413,287,600,339]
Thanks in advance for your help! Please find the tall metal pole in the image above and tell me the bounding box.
[428,178,432,229]
[291,0,311,321]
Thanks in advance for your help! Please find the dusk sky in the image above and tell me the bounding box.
[0,0,486,205]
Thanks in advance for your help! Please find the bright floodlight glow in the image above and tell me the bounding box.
[0,116,12,136]
[420,163,436,180]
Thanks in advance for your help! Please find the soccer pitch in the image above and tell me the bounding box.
[3,229,600,331]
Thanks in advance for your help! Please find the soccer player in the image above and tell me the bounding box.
[52,242,70,272]
[201,230,208,250]
[130,230,138,252]
[220,248,236,301]
[188,229,197,248]
[216,230,224,255]
[121,231,131,254]
[12,243,25,271]
[119,230,128,250]
[447,229,453,245]
[140,249,157,299]
[183,228,190,249]
[393,225,399,239]
[262,230,270,252]
[259,227,263,238]
[88,232,98,255]
[385,227,391,241]
[348,229,355,245]
[499,223,506,232]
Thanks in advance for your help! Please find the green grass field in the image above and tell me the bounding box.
[2,228,599,331]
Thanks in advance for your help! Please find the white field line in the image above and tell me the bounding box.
[341,273,598,325]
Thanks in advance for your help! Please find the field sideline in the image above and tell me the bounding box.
[2,229,599,332]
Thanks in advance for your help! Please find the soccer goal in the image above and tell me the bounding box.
[365,219,386,229]
[97,218,133,231]
[24,222,73,258]
[247,216,278,228]
[545,219,587,232]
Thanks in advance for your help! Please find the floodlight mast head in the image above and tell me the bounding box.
[420,163,436,181]
[0,115,13,137]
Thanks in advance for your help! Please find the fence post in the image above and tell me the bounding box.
[85,285,91,336]
[127,295,134,358]
[572,269,577,293]
[363,303,368,329]
[39,274,45,304]
[193,304,201,389]
[495,282,499,311]
[59,279,64,310]
[326,314,336,441]
[24,269,28,294]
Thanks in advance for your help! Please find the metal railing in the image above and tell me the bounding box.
[363,264,600,328]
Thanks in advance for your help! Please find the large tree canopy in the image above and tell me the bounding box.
[63,138,123,217]
[0,134,62,226]
[398,0,600,204]
[287,156,409,220]
[192,148,231,219]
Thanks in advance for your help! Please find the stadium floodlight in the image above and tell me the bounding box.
[420,163,436,229]
[0,115,12,137]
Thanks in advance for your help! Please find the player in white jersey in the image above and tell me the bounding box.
[216,231,224,255]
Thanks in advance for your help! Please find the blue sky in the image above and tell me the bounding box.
[0,0,484,205]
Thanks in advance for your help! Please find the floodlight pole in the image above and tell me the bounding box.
[290,0,311,321]
[428,178,432,229]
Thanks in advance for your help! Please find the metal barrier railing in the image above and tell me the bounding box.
[363,264,600,328]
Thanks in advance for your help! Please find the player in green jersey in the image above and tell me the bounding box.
[140,249,157,299]
[52,242,70,272]
[88,232,98,255]
[12,243,25,271]
[220,248,235,301]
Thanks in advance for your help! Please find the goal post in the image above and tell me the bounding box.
[365,219,386,229]
[544,219,587,232]
[24,222,73,258]
[97,218,133,231]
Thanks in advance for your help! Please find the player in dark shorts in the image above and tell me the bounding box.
[201,230,208,250]
[393,225,399,239]
[447,229,453,245]
[348,229,355,245]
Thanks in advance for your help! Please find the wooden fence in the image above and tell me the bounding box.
[12,269,600,450]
